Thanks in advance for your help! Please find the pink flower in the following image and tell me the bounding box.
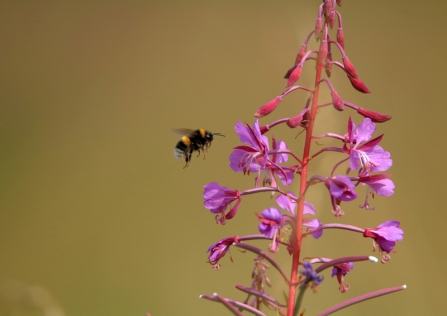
[203,182,241,224]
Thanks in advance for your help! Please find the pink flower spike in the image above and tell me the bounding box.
[286,64,303,87]
[342,56,358,78]
[347,74,371,93]
[254,96,282,118]
[357,107,392,123]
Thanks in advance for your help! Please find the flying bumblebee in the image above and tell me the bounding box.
[173,128,225,168]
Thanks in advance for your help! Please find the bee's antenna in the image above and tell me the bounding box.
[213,133,225,137]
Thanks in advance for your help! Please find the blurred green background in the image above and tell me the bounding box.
[0,0,445,315]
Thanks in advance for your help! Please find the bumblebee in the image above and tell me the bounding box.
[173,128,225,168]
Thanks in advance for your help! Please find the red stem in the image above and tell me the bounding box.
[286,46,324,316]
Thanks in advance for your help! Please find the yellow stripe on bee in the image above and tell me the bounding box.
[182,136,191,146]
[199,129,206,138]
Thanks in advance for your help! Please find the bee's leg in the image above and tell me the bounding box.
[203,149,206,160]
[183,152,192,168]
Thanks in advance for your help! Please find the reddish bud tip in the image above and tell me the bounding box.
[325,51,333,77]
[343,56,358,78]
[254,96,282,118]
[331,90,344,111]
[347,74,371,93]
[286,64,303,87]
[337,28,345,49]
[295,43,307,64]
[357,108,392,123]
[337,0,342,6]
[315,18,323,40]
[329,11,335,29]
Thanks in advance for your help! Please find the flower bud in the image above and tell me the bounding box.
[357,107,392,122]
[319,40,328,65]
[284,65,295,79]
[331,90,344,111]
[329,10,335,29]
[295,43,307,64]
[315,17,322,40]
[337,0,342,6]
[324,0,332,17]
[342,56,358,78]
[337,27,345,49]
[325,51,333,77]
[254,96,282,118]
[347,74,371,93]
[287,108,309,128]
[286,64,303,87]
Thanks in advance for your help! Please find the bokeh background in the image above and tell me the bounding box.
[0,0,446,315]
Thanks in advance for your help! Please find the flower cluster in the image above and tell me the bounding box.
[199,1,405,315]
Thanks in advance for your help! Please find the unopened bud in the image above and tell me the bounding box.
[286,64,303,87]
[284,65,295,79]
[287,108,309,128]
[357,107,392,122]
[329,10,335,29]
[324,0,332,18]
[254,96,282,118]
[295,43,307,64]
[259,125,270,134]
[331,90,344,111]
[337,27,345,49]
[343,56,358,78]
[347,74,371,93]
[319,40,328,65]
[325,51,333,77]
[315,17,322,40]
[337,0,342,6]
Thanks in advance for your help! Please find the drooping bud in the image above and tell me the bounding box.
[337,0,342,6]
[325,50,333,77]
[329,10,335,29]
[342,56,358,78]
[337,27,345,49]
[331,90,344,111]
[347,74,371,93]
[287,108,309,128]
[286,64,303,87]
[315,17,323,40]
[357,107,392,122]
[295,43,307,64]
[254,96,282,118]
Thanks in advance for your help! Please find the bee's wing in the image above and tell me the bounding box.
[172,128,195,137]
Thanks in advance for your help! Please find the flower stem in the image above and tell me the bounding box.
[287,44,325,316]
